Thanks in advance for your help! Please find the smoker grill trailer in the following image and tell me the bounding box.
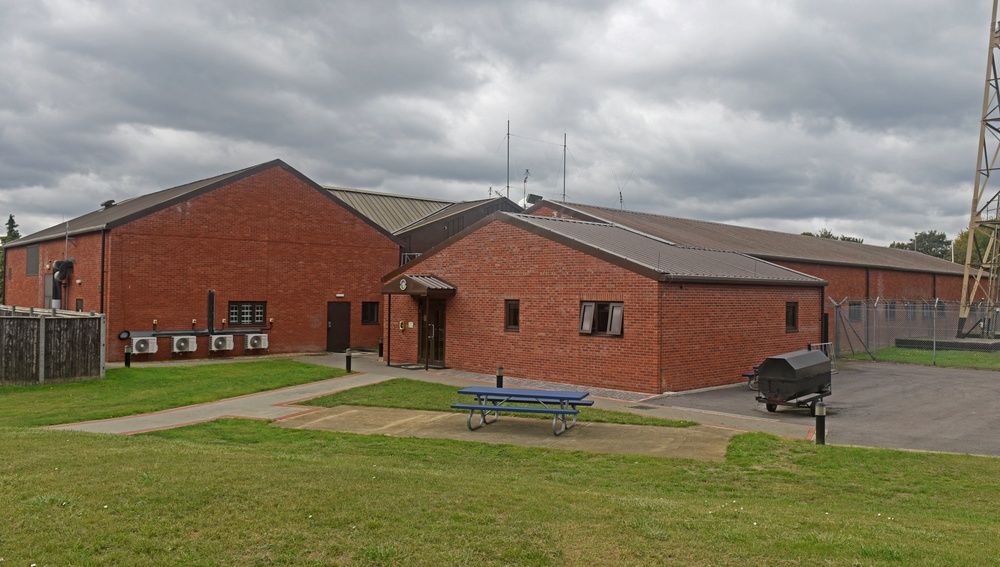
[755,349,832,415]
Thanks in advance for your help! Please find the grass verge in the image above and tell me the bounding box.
[303,378,698,427]
[841,347,1000,370]
[0,360,346,427]
[1,421,998,565]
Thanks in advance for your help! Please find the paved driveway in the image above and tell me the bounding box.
[647,360,1000,456]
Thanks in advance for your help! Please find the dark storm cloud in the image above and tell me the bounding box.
[0,0,993,244]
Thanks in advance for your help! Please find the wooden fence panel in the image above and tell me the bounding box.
[0,318,41,384]
[44,317,103,382]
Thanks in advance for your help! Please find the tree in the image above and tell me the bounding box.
[5,214,20,241]
[952,227,994,265]
[0,213,18,304]
[801,228,864,244]
[889,230,951,260]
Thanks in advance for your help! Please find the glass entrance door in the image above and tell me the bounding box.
[418,299,446,367]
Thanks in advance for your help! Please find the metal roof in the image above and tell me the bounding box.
[6,164,261,248]
[531,201,964,275]
[6,159,400,248]
[385,212,825,286]
[393,197,521,234]
[326,187,453,233]
[508,214,824,285]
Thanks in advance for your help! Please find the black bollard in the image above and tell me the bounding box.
[814,400,827,445]
[496,366,503,388]
[125,344,132,368]
[345,348,352,373]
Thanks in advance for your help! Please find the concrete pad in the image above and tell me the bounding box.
[274,405,736,461]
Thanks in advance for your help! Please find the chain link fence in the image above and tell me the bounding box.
[828,298,1000,360]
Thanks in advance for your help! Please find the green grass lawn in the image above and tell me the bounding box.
[304,378,698,428]
[842,347,1000,370]
[0,360,346,427]
[2,361,999,565]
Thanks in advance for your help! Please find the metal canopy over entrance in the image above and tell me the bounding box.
[381,274,456,370]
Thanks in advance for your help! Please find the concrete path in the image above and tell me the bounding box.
[46,352,815,460]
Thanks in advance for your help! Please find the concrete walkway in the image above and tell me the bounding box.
[46,352,814,460]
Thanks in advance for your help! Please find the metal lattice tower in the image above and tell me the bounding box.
[959,0,1000,337]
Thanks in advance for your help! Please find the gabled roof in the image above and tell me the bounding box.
[386,212,825,287]
[527,201,964,276]
[325,186,453,233]
[8,159,400,248]
[392,197,522,235]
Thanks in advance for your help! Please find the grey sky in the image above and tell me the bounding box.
[0,0,991,245]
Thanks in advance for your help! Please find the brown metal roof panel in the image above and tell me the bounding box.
[7,164,260,248]
[394,197,522,234]
[560,202,964,275]
[510,214,824,285]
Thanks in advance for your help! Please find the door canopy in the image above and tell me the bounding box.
[381,274,457,298]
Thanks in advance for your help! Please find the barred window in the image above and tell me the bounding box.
[905,302,916,321]
[26,245,39,276]
[885,301,896,321]
[505,300,520,332]
[786,302,798,332]
[848,301,863,322]
[229,302,266,326]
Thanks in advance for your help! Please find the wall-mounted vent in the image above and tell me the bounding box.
[171,335,198,353]
[210,335,234,351]
[131,337,158,354]
[246,333,269,350]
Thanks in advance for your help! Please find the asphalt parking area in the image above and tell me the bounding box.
[647,360,1000,456]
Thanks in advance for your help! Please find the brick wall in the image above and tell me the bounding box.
[3,233,104,313]
[7,165,400,362]
[385,219,822,393]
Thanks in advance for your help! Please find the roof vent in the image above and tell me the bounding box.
[101,199,116,209]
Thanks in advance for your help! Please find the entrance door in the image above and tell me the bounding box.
[418,299,446,367]
[326,302,351,352]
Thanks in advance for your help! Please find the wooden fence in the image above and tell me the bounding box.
[0,305,106,385]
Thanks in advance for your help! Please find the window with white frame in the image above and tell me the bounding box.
[579,301,623,336]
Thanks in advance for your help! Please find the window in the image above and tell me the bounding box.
[362,302,379,325]
[922,303,932,319]
[885,301,896,321]
[229,302,266,326]
[505,300,520,331]
[76,298,84,312]
[785,302,798,332]
[580,301,623,336]
[848,301,863,322]
[905,302,916,321]
[26,245,39,276]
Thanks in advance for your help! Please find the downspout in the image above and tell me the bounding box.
[386,294,392,366]
[99,229,107,313]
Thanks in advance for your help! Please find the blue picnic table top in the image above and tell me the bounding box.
[456,386,589,402]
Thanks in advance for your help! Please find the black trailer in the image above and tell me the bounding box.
[755,349,832,414]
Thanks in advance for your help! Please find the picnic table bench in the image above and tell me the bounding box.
[451,386,592,435]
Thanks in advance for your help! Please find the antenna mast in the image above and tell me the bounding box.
[506,120,510,199]
[959,0,1000,337]
[562,133,567,202]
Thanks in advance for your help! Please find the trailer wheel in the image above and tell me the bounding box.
[766,403,777,412]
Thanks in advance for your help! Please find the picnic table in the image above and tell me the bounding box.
[451,386,592,436]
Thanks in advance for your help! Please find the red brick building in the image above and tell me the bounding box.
[381,213,825,394]
[525,201,966,304]
[3,160,400,362]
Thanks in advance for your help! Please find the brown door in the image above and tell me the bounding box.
[418,299,446,367]
[326,302,351,352]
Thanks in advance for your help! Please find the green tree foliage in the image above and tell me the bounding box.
[801,228,864,244]
[0,213,20,304]
[952,227,995,265]
[890,230,952,260]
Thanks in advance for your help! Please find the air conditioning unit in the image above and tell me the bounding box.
[171,335,198,353]
[245,333,269,350]
[131,337,158,354]
[210,334,234,351]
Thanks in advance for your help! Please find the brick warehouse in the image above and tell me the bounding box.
[2,160,400,363]
[381,213,826,394]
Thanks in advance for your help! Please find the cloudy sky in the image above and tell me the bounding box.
[0,0,993,245]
